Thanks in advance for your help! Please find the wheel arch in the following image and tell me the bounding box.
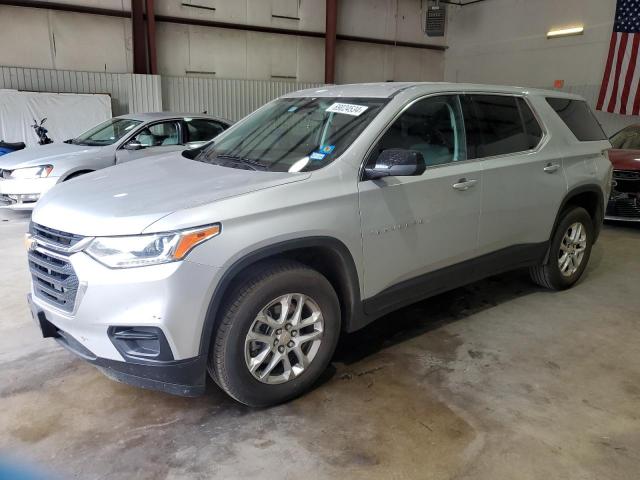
[555,184,605,241]
[198,236,364,358]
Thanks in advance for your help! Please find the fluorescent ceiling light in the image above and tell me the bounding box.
[547,26,584,38]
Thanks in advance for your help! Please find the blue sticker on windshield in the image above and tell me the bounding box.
[287,106,298,112]
[310,152,326,161]
[319,145,335,154]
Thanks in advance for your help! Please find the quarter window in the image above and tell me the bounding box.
[546,98,607,142]
[370,95,466,168]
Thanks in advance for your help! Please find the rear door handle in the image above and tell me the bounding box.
[452,178,478,191]
[543,163,560,173]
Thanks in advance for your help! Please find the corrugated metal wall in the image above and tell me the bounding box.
[162,76,323,121]
[0,66,321,121]
[0,66,131,115]
[126,74,163,114]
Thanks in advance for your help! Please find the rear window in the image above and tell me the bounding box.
[546,98,607,141]
[463,95,531,158]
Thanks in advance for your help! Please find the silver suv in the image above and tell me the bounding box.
[26,83,612,406]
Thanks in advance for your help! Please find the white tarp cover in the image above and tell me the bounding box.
[0,89,112,147]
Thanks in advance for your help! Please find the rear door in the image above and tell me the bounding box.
[468,94,567,255]
[358,94,483,301]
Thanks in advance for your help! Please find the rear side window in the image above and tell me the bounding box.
[546,98,607,141]
[517,98,543,149]
[463,95,531,158]
[186,119,226,142]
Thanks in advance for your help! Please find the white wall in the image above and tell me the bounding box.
[0,0,445,84]
[0,4,132,73]
[155,0,444,83]
[445,0,615,86]
[444,0,634,134]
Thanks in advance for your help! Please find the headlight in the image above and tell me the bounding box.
[8,165,53,179]
[85,224,221,268]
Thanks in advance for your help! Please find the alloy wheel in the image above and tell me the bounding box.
[557,222,587,277]
[244,293,324,384]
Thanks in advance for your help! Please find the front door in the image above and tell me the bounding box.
[358,94,483,302]
[116,120,184,163]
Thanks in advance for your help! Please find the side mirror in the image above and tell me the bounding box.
[364,149,426,180]
[124,141,145,151]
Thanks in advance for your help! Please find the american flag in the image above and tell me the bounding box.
[597,0,640,114]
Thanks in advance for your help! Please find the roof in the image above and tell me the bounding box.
[115,112,231,123]
[284,82,583,100]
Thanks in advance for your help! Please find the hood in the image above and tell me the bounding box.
[0,143,102,171]
[32,153,310,236]
[608,149,640,171]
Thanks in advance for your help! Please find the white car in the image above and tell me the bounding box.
[0,113,231,209]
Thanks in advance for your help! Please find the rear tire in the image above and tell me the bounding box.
[530,206,593,290]
[209,260,340,407]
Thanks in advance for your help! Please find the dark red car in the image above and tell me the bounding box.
[607,125,640,222]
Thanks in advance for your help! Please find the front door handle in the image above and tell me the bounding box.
[452,178,478,191]
[543,163,560,173]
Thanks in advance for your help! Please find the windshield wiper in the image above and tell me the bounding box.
[213,154,269,171]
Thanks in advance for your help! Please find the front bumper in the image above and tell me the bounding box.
[28,248,222,396]
[29,294,207,396]
[606,170,640,222]
[0,177,58,209]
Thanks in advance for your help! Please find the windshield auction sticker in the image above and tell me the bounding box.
[326,103,369,116]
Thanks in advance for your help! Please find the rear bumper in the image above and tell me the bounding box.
[28,294,207,396]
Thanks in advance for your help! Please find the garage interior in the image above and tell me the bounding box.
[0,1,639,479]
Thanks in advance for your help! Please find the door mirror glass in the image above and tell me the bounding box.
[123,140,145,151]
[365,149,426,179]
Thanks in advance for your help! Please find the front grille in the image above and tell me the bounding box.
[607,195,640,219]
[613,170,640,181]
[29,223,82,313]
[612,169,640,194]
[31,223,84,249]
[0,194,14,206]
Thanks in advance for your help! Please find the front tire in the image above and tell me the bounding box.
[209,260,340,407]
[530,206,594,290]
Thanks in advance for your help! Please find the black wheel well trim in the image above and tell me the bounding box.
[545,184,605,261]
[197,236,364,358]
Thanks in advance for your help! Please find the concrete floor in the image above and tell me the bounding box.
[0,208,638,480]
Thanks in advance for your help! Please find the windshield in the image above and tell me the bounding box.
[194,97,388,172]
[73,119,142,146]
[610,125,640,150]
